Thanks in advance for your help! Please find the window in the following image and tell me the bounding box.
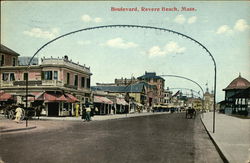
[87,78,90,88]
[12,57,16,66]
[2,73,9,81]
[10,73,15,81]
[23,73,28,80]
[74,75,78,86]
[1,55,4,66]
[44,71,52,80]
[67,73,70,85]
[81,77,85,88]
[54,71,58,80]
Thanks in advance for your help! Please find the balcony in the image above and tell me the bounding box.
[0,80,63,88]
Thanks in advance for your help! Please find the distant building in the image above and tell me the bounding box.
[163,87,173,104]
[18,56,39,66]
[0,44,92,117]
[137,72,165,104]
[204,88,214,111]
[221,74,250,116]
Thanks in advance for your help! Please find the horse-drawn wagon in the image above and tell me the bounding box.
[185,107,196,119]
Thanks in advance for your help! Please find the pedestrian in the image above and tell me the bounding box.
[85,104,91,121]
[14,104,23,123]
[81,105,86,121]
[95,107,99,115]
[75,103,79,117]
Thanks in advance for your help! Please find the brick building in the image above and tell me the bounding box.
[0,44,92,116]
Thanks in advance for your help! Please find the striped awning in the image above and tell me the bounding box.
[94,96,113,104]
[65,93,79,103]
[0,91,13,101]
[116,98,128,105]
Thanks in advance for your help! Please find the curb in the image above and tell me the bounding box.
[200,117,229,163]
[0,126,37,133]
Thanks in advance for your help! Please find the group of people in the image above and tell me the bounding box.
[81,104,98,122]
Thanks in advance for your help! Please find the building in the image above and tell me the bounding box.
[0,44,92,116]
[204,88,214,112]
[137,72,165,104]
[92,81,157,112]
[163,87,173,105]
[221,74,250,116]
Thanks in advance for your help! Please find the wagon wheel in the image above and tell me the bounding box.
[8,110,15,120]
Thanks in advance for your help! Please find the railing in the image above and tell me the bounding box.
[41,58,91,73]
[13,80,42,86]
[42,80,63,86]
[1,80,63,87]
[0,81,14,87]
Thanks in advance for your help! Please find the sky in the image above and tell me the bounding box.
[1,1,250,102]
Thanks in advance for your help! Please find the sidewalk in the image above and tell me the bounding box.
[201,112,250,163]
[0,112,169,133]
[40,111,170,121]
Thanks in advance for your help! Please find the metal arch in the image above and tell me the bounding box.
[28,25,216,68]
[26,24,217,133]
[160,75,205,97]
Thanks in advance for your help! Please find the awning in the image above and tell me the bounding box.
[116,98,128,105]
[0,91,13,101]
[65,93,79,103]
[94,96,113,104]
[32,92,67,102]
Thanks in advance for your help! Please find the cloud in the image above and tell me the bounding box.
[174,15,186,24]
[216,19,249,35]
[23,28,59,39]
[77,40,91,45]
[234,19,249,32]
[216,25,233,35]
[81,14,103,23]
[147,41,186,57]
[103,37,138,49]
[174,15,197,24]
[187,16,197,24]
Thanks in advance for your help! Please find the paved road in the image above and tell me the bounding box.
[0,113,223,163]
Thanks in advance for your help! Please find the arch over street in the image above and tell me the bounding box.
[26,24,217,132]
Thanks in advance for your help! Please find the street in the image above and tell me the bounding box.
[0,113,223,163]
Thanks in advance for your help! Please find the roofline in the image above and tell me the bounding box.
[0,44,20,56]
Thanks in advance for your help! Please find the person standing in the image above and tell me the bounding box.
[85,104,91,121]
[75,103,79,117]
[81,105,86,121]
[14,104,23,123]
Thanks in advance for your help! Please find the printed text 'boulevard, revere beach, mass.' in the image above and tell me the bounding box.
[111,7,197,12]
